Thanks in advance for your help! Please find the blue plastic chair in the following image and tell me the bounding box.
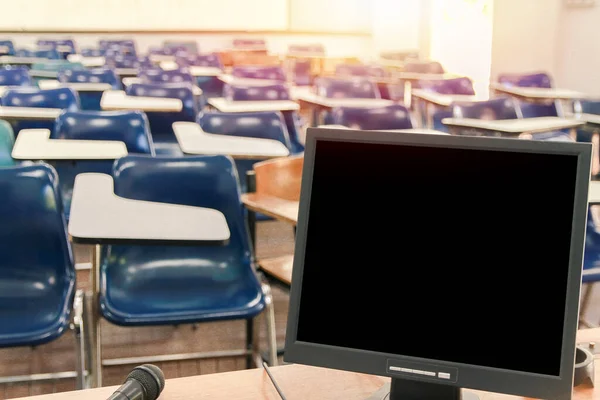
[497,72,553,88]
[57,68,122,110]
[515,100,573,141]
[0,163,87,388]
[231,65,286,82]
[335,63,387,78]
[81,48,108,57]
[175,53,225,98]
[1,87,80,137]
[448,97,519,136]
[98,155,276,367]
[37,39,76,58]
[0,40,15,56]
[198,111,293,194]
[0,120,15,167]
[138,67,195,84]
[52,110,154,218]
[331,104,413,131]
[314,76,381,99]
[222,83,304,153]
[125,82,196,155]
[579,207,600,326]
[29,60,85,85]
[417,77,475,131]
[164,41,199,54]
[0,66,32,87]
[99,39,136,56]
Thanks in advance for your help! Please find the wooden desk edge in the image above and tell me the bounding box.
[241,193,298,225]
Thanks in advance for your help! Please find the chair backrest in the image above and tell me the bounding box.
[417,77,475,95]
[2,87,80,110]
[335,64,387,78]
[497,72,552,88]
[0,66,32,86]
[452,97,519,120]
[105,55,148,69]
[99,39,136,55]
[0,120,15,167]
[0,163,75,344]
[253,155,304,201]
[0,40,15,56]
[57,67,122,89]
[53,110,155,154]
[175,53,223,69]
[223,82,290,101]
[138,67,195,84]
[576,99,600,115]
[164,40,199,54]
[31,48,62,60]
[231,65,286,81]
[517,100,560,118]
[111,155,254,263]
[198,111,292,147]
[403,61,444,74]
[37,39,76,56]
[314,76,381,99]
[0,87,79,111]
[81,48,107,57]
[332,104,413,130]
[126,83,197,142]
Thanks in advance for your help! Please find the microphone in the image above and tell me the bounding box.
[107,364,165,400]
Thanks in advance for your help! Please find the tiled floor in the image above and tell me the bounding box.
[0,220,295,399]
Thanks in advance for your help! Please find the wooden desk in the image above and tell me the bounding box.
[11,129,128,160]
[296,93,394,126]
[100,90,183,112]
[411,88,484,128]
[208,97,300,113]
[120,78,204,96]
[68,172,230,388]
[0,105,62,120]
[442,117,585,137]
[66,54,106,68]
[490,84,587,102]
[0,56,50,66]
[38,79,114,92]
[13,326,600,400]
[241,193,299,224]
[173,121,290,159]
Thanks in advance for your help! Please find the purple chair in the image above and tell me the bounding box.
[335,64,387,79]
[175,53,223,69]
[37,39,76,58]
[403,61,444,74]
[223,83,304,153]
[138,67,195,84]
[99,39,136,56]
[496,72,552,88]
[331,104,413,131]
[231,65,286,82]
[417,77,475,95]
[314,76,380,99]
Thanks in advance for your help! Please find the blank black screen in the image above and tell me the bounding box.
[296,139,578,376]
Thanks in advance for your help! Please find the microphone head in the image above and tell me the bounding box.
[127,364,165,400]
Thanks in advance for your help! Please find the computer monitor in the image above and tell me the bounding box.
[284,128,592,400]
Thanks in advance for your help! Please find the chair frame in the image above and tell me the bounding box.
[0,290,90,389]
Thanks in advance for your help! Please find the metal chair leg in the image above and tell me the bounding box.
[262,282,278,366]
[72,289,89,389]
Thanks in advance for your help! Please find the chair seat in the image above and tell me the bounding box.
[100,246,266,326]
[0,274,74,347]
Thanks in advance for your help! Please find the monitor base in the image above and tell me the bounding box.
[366,379,480,400]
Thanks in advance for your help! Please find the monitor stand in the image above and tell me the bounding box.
[365,378,480,400]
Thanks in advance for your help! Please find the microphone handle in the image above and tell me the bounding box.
[107,379,147,400]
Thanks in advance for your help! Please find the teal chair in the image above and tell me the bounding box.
[0,120,15,167]
[30,61,85,85]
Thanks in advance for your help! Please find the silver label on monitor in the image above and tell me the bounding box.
[387,359,458,383]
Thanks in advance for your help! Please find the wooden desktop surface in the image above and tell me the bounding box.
[13,327,600,400]
[241,193,299,225]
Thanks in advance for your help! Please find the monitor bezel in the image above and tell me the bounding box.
[284,128,592,400]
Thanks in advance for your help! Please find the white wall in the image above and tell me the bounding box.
[490,0,561,83]
[556,3,600,96]
[370,0,421,59]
